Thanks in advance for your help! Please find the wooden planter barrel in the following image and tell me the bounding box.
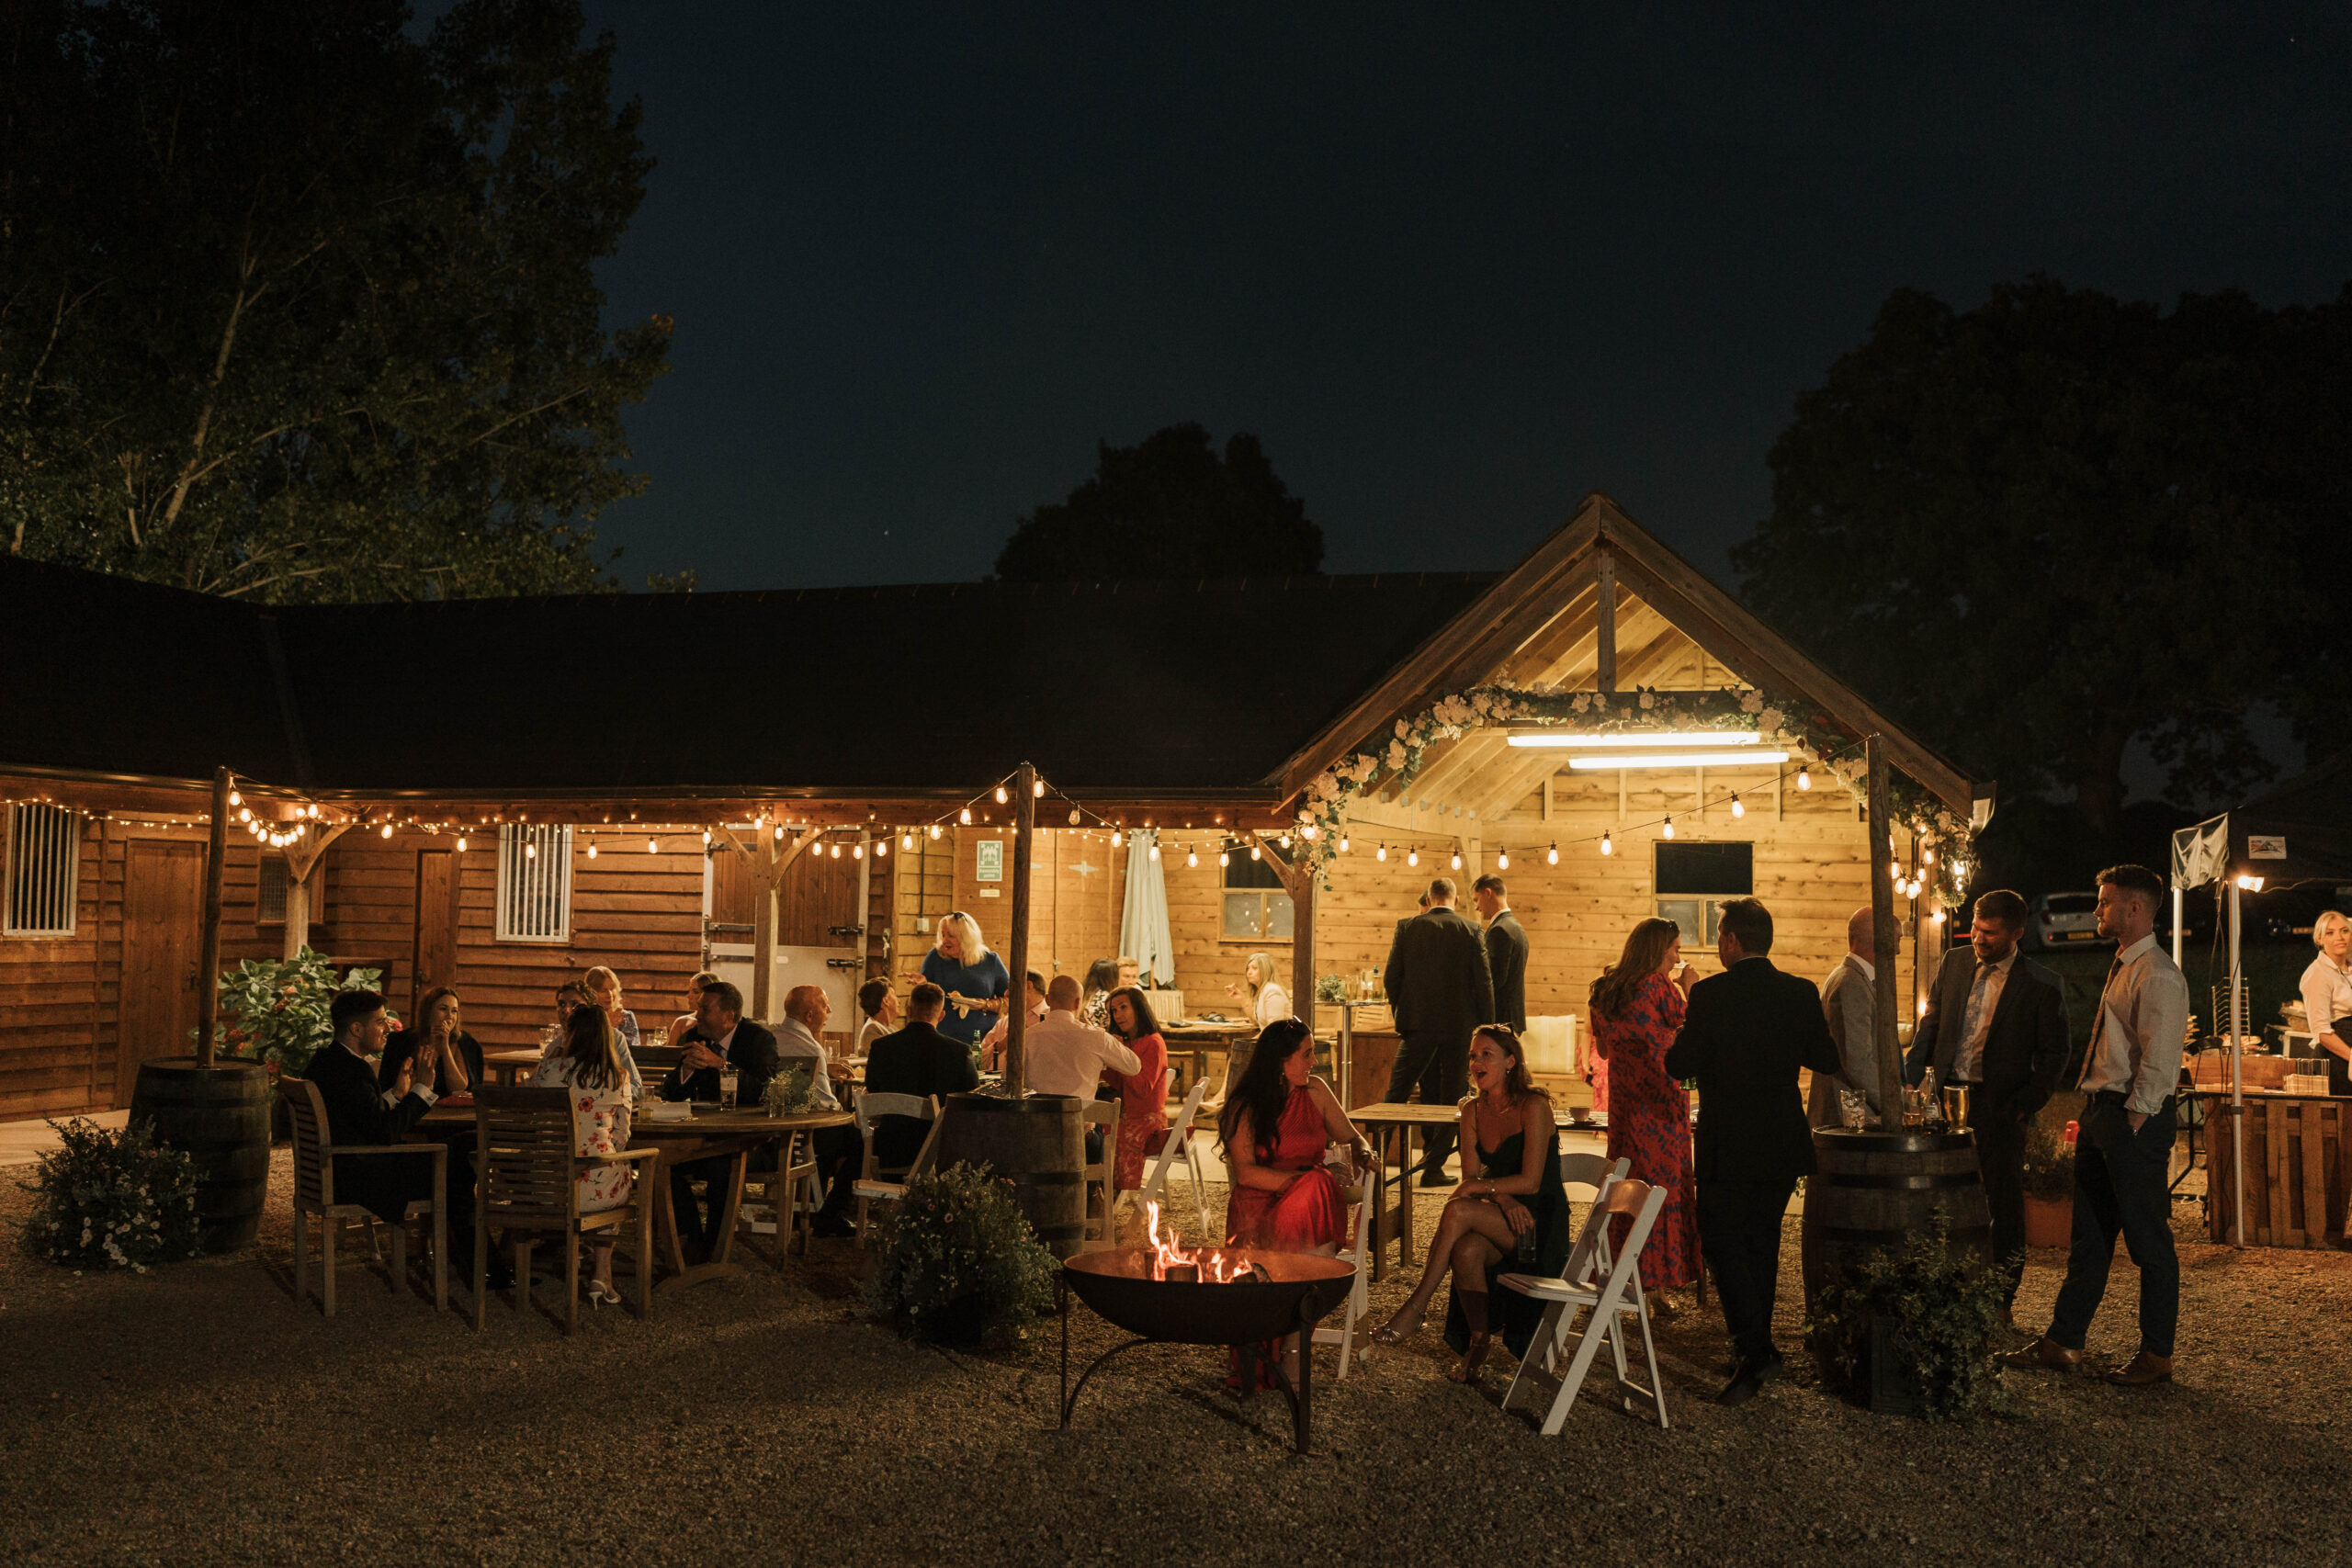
[128,1058,272,1254]
[933,1093,1088,1258]
[1801,1128,1994,1316]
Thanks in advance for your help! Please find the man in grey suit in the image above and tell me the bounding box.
[1473,874,1530,1033]
[1383,877,1495,1185]
[1810,908,1889,1129]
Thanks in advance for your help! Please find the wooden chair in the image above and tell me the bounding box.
[851,1089,939,1244]
[471,1086,658,1333]
[1080,1097,1122,1249]
[282,1077,447,1317]
[850,1106,950,1235]
[1310,1160,1377,1379]
[739,1130,825,1260]
[1131,1077,1212,1236]
[1498,1177,1671,1432]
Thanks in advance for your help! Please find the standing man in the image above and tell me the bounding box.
[2004,865,2188,1386]
[1664,898,1841,1406]
[1383,877,1495,1186]
[1810,908,1887,1130]
[1905,888,2069,1325]
[1473,874,1530,1034]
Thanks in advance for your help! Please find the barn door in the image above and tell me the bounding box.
[412,847,462,1018]
[707,832,866,1029]
[116,840,203,1107]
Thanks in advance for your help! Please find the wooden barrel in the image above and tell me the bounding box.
[1802,1127,1995,1316]
[933,1093,1088,1258]
[128,1058,272,1254]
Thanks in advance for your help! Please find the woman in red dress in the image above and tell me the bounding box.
[1589,917,1701,1294]
[1218,1018,1371,1386]
[1105,987,1170,1192]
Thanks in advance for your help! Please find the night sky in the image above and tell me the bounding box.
[580,4,2351,592]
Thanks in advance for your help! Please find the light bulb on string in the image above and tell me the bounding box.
[1301,823,1317,840]
[1497,847,1510,870]
[1890,860,1904,882]
[1797,765,1812,790]
[1249,844,1261,861]
[701,829,711,846]
[238,807,251,822]
[1033,778,1045,798]
[1148,841,1160,862]
[227,790,241,807]
[774,825,785,841]
[959,807,972,826]
[1111,830,1124,849]
[457,836,469,852]
[1069,808,1081,826]
[646,838,657,854]
[1730,794,1745,818]
[1408,848,1419,867]
[1600,830,1614,856]
[1662,818,1676,840]
[586,842,597,859]
[994,785,1009,805]
[380,823,392,838]
[1217,849,1229,867]
[829,842,841,858]
[1338,834,1350,853]
[1186,848,1198,868]
[853,842,864,859]
[1546,842,1559,865]
[901,832,915,851]
[1450,848,1463,871]
[876,838,889,857]
[1375,844,1387,862]
[1278,833,1291,849]
[525,841,537,859]
[930,824,944,840]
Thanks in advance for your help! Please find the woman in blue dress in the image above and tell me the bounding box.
[920,910,1011,1062]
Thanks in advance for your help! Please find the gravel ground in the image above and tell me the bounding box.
[1,1145,2346,1568]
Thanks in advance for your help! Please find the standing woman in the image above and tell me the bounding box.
[581,964,647,1101]
[530,1006,637,1306]
[1373,1026,1568,1382]
[1105,987,1170,1192]
[921,911,1011,1061]
[1225,953,1291,1029]
[2301,911,2352,1098]
[1218,1017,1371,1387]
[1588,917,1701,1300]
[380,987,484,1100]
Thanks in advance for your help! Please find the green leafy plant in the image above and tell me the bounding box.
[762,1064,817,1116]
[2021,1116,2076,1203]
[19,1119,202,1271]
[864,1161,1058,1346]
[1314,974,1349,1003]
[206,948,387,1077]
[1807,1213,2010,1423]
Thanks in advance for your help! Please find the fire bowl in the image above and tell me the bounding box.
[1061,1248,1355,1346]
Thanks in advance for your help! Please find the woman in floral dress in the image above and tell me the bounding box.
[1588,918,1701,1295]
[531,1007,637,1306]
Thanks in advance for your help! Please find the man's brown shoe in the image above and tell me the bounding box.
[1997,1337,2084,1372]
[2109,1351,2174,1386]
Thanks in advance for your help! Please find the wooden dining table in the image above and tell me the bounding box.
[418,1100,855,1293]
[481,1049,543,1088]
[1348,1101,1475,1281]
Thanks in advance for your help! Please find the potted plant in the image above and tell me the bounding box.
[1807,1214,2010,1421]
[210,947,390,1082]
[864,1161,1058,1348]
[19,1118,204,1272]
[2020,1116,2075,1249]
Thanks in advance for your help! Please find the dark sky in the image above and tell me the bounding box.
[578,4,2352,592]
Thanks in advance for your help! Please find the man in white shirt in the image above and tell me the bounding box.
[2005,864,2188,1386]
[1811,907,1885,1129]
[772,986,843,1112]
[1021,975,1140,1161]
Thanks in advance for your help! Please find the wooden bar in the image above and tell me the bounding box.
[2199,1091,2346,1248]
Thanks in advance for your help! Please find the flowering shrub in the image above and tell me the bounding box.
[863,1161,1057,1345]
[208,948,389,1077]
[762,1064,818,1115]
[19,1118,202,1271]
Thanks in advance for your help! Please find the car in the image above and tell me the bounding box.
[2027,891,2107,952]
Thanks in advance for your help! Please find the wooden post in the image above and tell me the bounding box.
[281,864,308,964]
[1292,869,1317,1029]
[1596,551,1618,693]
[1865,737,1905,1111]
[1006,763,1037,1097]
[196,767,229,1067]
[752,863,777,1021]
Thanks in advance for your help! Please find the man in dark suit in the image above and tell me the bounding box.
[1665,897,1841,1406]
[1472,874,1530,1033]
[1383,877,1495,1185]
[864,982,978,1169]
[1905,887,2070,1322]
[660,979,783,1260]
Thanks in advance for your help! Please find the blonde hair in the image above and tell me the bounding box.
[1244,953,1277,995]
[2315,910,2352,947]
[938,910,988,964]
[582,964,623,999]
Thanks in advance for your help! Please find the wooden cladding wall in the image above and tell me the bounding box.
[881,827,1127,998]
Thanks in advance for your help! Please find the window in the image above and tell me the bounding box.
[1654,840,1752,948]
[256,856,288,924]
[1220,843,1294,942]
[496,824,573,942]
[4,803,79,937]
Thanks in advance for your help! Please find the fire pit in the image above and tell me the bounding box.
[1057,1207,1356,1453]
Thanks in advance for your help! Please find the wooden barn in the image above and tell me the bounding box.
[0,493,1981,1122]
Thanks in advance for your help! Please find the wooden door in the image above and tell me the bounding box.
[412,848,462,1016]
[777,848,861,947]
[116,840,203,1106]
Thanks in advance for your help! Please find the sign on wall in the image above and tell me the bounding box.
[975,839,1005,882]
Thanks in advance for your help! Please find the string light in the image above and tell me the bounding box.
[931,824,944,840]
[457,836,468,852]
[1797,765,1812,790]
[1450,848,1463,870]
[994,785,1009,805]
[1217,848,1229,867]
[1921,844,1935,864]
[1496,847,1510,870]
[959,807,972,826]
[1730,794,1745,818]
[379,823,392,839]
[1111,830,1124,849]
[775,825,786,840]
[830,842,842,859]
[525,840,537,858]
[1149,840,1161,862]
[1600,830,1613,856]
[901,831,915,851]
[1338,834,1350,853]
[1546,842,1559,865]
[1376,844,1387,862]
[1890,860,1904,882]
[1300,823,1317,840]
[1069,809,1081,826]
[586,842,597,859]
[1408,848,1419,867]
[1186,848,1199,868]
[876,838,889,857]
[1277,833,1291,849]
[853,842,864,859]
[647,838,658,854]
[227,790,241,807]
[1662,818,1676,840]
[1249,843,1261,861]
[1032,778,1045,797]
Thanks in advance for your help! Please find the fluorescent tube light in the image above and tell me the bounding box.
[1564,750,1791,771]
[1508,731,1762,749]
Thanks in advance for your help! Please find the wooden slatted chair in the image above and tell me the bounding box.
[471,1086,658,1333]
[282,1077,447,1317]
[738,1130,826,1261]
[1498,1177,1671,1432]
[851,1090,940,1244]
[1080,1097,1122,1249]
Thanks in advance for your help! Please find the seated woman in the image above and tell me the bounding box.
[581,964,646,1101]
[547,980,593,1049]
[670,969,721,1047]
[1224,952,1291,1030]
[1374,1024,1568,1382]
[1105,986,1170,1192]
[1219,1018,1371,1386]
[379,987,484,1100]
[1080,958,1122,1032]
[530,1006,639,1306]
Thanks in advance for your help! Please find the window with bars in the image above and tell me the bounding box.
[5,804,80,937]
[496,824,573,942]
[256,856,289,924]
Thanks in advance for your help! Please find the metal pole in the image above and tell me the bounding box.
[1006,763,1037,1098]
[2171,885,2184,968]
[196,767,229,1068]
[1864,737,1905,1111]
[2228,875,2245,1248]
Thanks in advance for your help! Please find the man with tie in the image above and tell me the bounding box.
[2003,864,2188,1385]
[1472,874,1530,1034]
[1903,888,2070,1324]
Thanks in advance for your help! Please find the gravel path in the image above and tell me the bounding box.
[1,1146,2346,1567]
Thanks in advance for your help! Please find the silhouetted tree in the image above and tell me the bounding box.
[993,423,1322,581]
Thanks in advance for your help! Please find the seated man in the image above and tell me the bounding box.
[1023,975,1141,1163]
[660,980,780,1260]
[772,985,864,1237]
[980,969,1048,1070]
[864,982,980,1169]
[303,989,497,1283]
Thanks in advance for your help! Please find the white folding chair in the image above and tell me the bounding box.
[851,1089,939,1244]
[1080,1098,1122,1249]
[1131,1077,1211,1236]
[1310,1159,1376,1379]
[1498,1177,1671,1433]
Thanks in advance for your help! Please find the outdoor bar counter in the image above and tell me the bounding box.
[2199,1088,2349,1249]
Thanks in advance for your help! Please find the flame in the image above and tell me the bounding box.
[1145,1201,1248,1283]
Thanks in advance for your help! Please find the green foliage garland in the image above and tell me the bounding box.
[20,1118,203,1272]
[864,1161,1058,1346]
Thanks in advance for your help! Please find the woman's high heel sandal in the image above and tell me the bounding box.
[1448,1333,1494,1383]
[587,1280,622,1307]
[1372,1307,1425,1347]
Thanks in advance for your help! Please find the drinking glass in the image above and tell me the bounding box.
[1838,1089,1870,1131]
[718,1067,739,1111]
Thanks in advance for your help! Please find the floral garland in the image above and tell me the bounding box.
[1294,683,1976,903]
